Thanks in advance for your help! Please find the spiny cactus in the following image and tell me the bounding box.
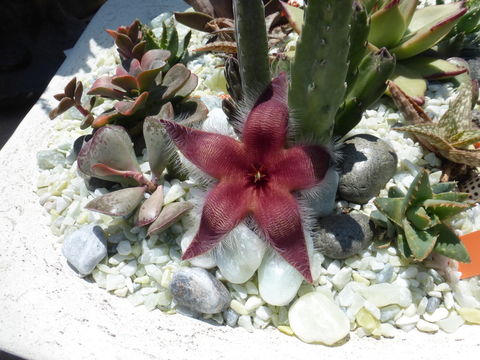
[390,80,480,168]
[373,169,472,262]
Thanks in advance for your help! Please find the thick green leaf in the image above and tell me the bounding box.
[289,0,353,143]
[374,197,404,227]
[143,116,169,179]
[423,199,473,220]
[437,82,473,139]
[396,231,413,259]
[147,201,193,236]
[433,191,470,202]
[85,186,145,216]
[433,223,471,262]
[369,0,407,48]
[346,1,370,84]
[403,218,437,261]
[402,169,432,211]
[77,125,140,184]
[388,186,406,198]
[388,64,427,103]
[431,182,456,194]
[406,205,432,230]
[136,185,164,226]
[401,57,467,80]
[450,130,480,148]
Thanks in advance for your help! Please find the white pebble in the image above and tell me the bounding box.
[364,301,381,320]
[395,315,420,326]
[255,306,272,322]
[238,315,254,332]
[145,264,163,283]
[423,307,449,322]
[378,323,396,338]
[416,319,439,333]
[360,283,412,307]
[326,260,341,275]
[332,267,352,290]
[117,240,132,256]
[436,313,465,333]
[164,183,185,204]
[106,274,126,291]
[230,299,249,316]
[244,296,264,312]
[120,260,137,277]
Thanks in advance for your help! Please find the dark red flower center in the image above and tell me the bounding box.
[247,164,269,188]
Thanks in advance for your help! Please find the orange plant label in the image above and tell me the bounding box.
[458,230,480,279]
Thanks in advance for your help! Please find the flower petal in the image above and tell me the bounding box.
[270,145,330,191]
[160,119,248,179]
[182,180,249,260]
[242,73,289,160]
[252,188,312,282]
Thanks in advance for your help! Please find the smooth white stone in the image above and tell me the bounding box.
[423,307,449,322]
[180,228,216,269]
[237,315,254,332]
[332,267,352,290]
[289,292,350,345]
[416,319,439,333]
[258,252,304,306]
[117,240,132,256]
[417,296,428,315]
[364,301,381,320]
[144,264,163,283]
[119,260,137,277]
[255,306,272,322]
[380,305,402,322]
[378,323,396,338]
[163,183,185,204]
[360,283,412,307]
[106,274,126,291]
[395,315,420,326]
[215,224,266,284]
[244,296,264,313]
[326,260,341,275]
[230,299,248,316]
[436,313,465,333]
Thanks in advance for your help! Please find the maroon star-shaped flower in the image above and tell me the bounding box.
[160,73,330,282]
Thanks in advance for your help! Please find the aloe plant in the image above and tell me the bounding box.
[373,169,472,263]
[76,123,192,234]
[390,79,480,168]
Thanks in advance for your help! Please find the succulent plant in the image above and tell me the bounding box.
[390,79,480,168]
[283,0,469,103]
[76,123,192,234]
[106,20,146,66]
[373,169,472,262]
[160,73,330,282]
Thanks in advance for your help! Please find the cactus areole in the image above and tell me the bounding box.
[160,73,330,282]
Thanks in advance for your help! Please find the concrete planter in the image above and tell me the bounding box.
[0,1,478,358]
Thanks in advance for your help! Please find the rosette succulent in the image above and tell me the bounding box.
[76,123,192,235]
[373,169,473,262]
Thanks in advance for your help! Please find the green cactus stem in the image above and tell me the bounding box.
[233,0,270,97]
[289,0,354,143]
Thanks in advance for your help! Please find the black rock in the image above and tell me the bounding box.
[170,267,231,314]
[315,212,374,259]
[338,134,397,204]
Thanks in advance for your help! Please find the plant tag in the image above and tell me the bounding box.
[458,230,480,279]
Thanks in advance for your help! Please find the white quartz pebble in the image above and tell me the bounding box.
[423,307,449,322]
[416,319,439,333]
[289,292,350,345]
[395,315,420,326]
[436,313,465,333]
[120,260,137,277]
[164,183,185,204]
[117,240,132,256]
[331,267,352,290]
[360,283,412,307]
[244,296,264,312]
[106,274,126,291]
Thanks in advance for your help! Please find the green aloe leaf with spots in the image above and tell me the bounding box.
[373,169,472,262]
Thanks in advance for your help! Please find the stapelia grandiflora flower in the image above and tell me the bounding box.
[160,73,330,282]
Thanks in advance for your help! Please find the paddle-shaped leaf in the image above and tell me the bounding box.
[136,185,164,226]
[144,116,169,179]
[85,186,146,216]
[147,201,193,236]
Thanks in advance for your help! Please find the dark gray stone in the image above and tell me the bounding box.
[338,134,397,204]
[170,267,231,314]
[315,212,374,259]
[223,308,239,327]
[426,297,441,314]
[36,149,66,170]
[62,224,107,275]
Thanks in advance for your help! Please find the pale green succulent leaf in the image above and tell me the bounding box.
[438,82,473,138]
[388,64,427,102]
[433,191,470,202]
[374,197,404,227]
[396,231,413,259]
[406,205,432,230]
[402,169,433,211]
[403,218,438,261]
[400,57,467,80]
[450,130,480,148]
[280,2,304,34]
[433,223,470,263]
[398,0,419,26]
[392,3,467,59]
[369,0,407,48]
[143,116,169,179]
[423,199,473,220]
[431,182,456,194]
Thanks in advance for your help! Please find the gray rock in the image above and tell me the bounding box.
[170,267,231,314]
[315,212,374,259]
[426,297,441,314]
[338,134,397,204]
[62,225,107,275]
[376,263,394,283]
[223,308,239,327]
[306,167,339,217]
[36,149,66,170]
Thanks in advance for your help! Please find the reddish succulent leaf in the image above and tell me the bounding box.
[77,125,140,184]
[174,11,215,32]
[140,49,171,70]
[116,66,129,77]
[161,64,191,99]
[137,68,162,91]
[111,75,139,92]
[85,186,146,216]
[74,81,83,105]
[252,188,313,283]
[49,97,75,119]
[91,111,122,128]
[88,77,125,99]
[132,41,147,60]
[129,59,143,78]
[64,77,77,98]
[115,33,134,55]
[53,93,65,101]
[147,201,193,236]
[114,92,148,116]
[174,73,198,98]
[136,185,164,227]
[163,73,329,282]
